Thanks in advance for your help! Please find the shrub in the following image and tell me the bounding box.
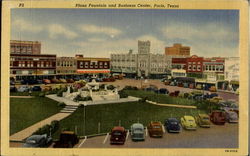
[70,87,74,93]
[58,102,66,107]
[139,97,148,102]
[39,92,45,97]
[57,89,64,97]
[123,86,138,90]
[99,84,105,90]
[107,85,115,90]
[33,121,60,136]
[50,120,59,133]
[118,90,128,98]
[73,95,92,102]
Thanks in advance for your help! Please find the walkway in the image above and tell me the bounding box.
[10,96,34,98]
[146,100,197,109]
[10,113,71,141]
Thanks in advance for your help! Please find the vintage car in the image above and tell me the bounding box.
[196,84,202,90]
[10,86,17,92]
[180,116,197,130]
[130,123,145,141]
[208,97,223,103]
[209,86,217,92]
[164,80,171,85]
[43,79,51,84]
[157,88,169,94]
[195,114,211,128]
[43,85,52,91]
[210,111,226,125]
[53,131,79,148]
[59,79,67,83]
[23,134,52,148]
[147,121,163,137]
[110,126,126,144]
[32,86,42,91]
[66,78,75,83]
[17,85,30,92]
[224,110,238,123]
[51,78,60,83]
[164,118,181,133]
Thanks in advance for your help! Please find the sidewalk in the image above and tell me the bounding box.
[10,113,71,141]
[146,100,197,109]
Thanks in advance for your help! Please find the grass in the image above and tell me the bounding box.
[10,91,43,97]
[53,101,205,139]
[10,97,62,135]
[124,90,197,106]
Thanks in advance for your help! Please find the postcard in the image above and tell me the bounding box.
[1,0,249,156]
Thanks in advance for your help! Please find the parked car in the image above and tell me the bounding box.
[130,123,145,141]
[164,118,181,133]
[169,91,180,97]
[53,131,79,148]
[66,79,75,83]
[10,80,15,85]
[147,121,163,137]
[177,82,183,87]
[180,116,197,130]
[183,83,189,88]
[208,97,223,103]
[59,79,67,83]
[10,86,17,92]
[164,80,171,85]
[157,88,169,94]
[32,86,42,91]
[17,85,30,92]
[23,134,52,148]
[210,111,226,125]
[169,81,176,86]
[21,79,38,85]
[225,110,238,123]
[110,126,126,144]
[209,86,217,92]
[51,78,60,83]
[196,84,202,90]
[195,114,211,128]
[219,100,239,116]
[43,85,52,91]
[43,79,51,84]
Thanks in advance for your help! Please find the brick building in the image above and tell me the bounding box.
[10,40,41,54]
[10,54,56,79]
[56,57,77,75]
[165,43,190,56]
[76,55,110,76]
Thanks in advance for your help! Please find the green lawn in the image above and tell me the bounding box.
[10,97,62,135]
[53,101,205,139]
[124,90,197,106]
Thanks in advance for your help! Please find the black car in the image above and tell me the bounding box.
[10,86,17,92]
[164,118,181,133]
[32,86,42,91]
[23,134,52,148]
[157,88,169,94]
[21,79,38,85]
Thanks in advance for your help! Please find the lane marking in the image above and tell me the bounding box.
[126,131,129,140]
[78,136,87,148]
[103,133,109,144]
[162,125,166,133]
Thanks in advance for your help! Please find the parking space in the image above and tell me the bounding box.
[77,123,238,148]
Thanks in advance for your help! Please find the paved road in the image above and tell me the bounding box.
[77,123,238,148]
[101,79,239,102]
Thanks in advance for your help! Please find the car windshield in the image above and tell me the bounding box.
[113,131,122,135]
[202,117,209,120]
[170,122,178,125]
[153,126,161,129]
[26,139,36,144]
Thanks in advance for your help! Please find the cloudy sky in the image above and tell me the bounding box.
[11,9,239,57]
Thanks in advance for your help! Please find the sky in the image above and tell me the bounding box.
[11,9,239,58]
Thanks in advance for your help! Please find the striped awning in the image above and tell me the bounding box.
[77,69,110,74]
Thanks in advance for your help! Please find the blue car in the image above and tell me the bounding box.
[164,118,181,133]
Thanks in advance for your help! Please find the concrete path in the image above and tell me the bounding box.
[146,100,197,109]
[10,113,71,141]
[10,96,35,98]
[46,94,79,106]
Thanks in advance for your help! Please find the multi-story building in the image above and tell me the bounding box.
[203,57,225,81]
[56,57,77,75]
[10,40,41,54]
[171,57,187,70]
[224,57,239,82]
[10,54,56,79]
[165,43,190,56]
[186,55,204,78]
[111,40,172,78]
[76,55,110,77]
[111,50,138,77]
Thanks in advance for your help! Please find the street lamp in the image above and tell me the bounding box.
[83,104,87,136]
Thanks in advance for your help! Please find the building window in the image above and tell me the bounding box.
[193,66,196,71]
[188,65,192,70]
[197,65,201,71]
